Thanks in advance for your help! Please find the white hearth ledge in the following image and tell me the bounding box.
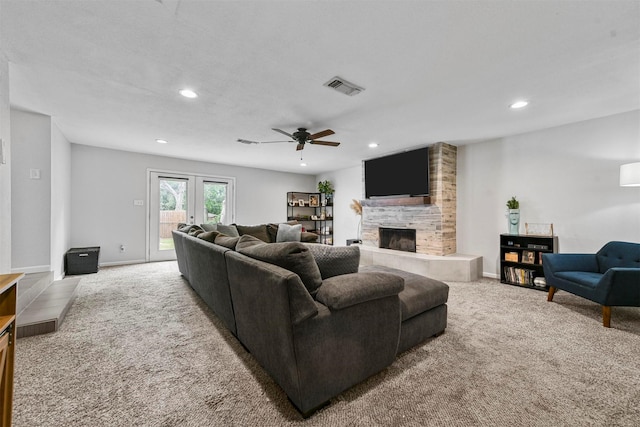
[357,244,482,282]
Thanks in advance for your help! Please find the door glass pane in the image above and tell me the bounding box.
[203,181,228,224]
[159,178,188,250]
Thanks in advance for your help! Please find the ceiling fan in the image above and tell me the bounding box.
[237,128,340,151]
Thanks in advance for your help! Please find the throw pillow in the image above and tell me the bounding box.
[237,242,323,295]
[216,224,239,237]
[200,223,218,232]
[187,225,204,236]
[305,244,360,279]
[276,223,302,242]
[214,234,240,249]
[235,224,270,243]
[197,231,220,243]
[235,234,266,251]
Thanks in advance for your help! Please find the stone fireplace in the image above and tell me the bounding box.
[361,142,457,256]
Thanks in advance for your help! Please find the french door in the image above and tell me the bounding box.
[148,171,235,261]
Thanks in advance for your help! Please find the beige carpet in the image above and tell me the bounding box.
[13,261,640,426]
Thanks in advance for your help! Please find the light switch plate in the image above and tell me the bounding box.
[134,199,144,206]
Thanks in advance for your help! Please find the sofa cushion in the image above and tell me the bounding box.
[200,223,218,232]
[216,224,240,237]
[360,265,449,321]
[305,244,360,279]
[300,231,319,243]
[556,271,603,288]
[236,224,270,243]
[237,241,323,295]
[215,234,240,249]
[197,231,220,243]
[316,272,404,310]
[235,234,266,251]
[276,223,302,242]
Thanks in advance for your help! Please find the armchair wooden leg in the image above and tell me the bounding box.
[602,306,611,328]
[547,286,557,302]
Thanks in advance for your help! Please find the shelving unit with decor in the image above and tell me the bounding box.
[287,191,333,245]
[500,234,558,291]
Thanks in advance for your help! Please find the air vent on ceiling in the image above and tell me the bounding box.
[323,76,365,96]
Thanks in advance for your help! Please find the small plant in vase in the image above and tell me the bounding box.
[318,180,334,204]
[506,196,520,235]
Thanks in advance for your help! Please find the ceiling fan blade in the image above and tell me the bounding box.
[259,140,295,144]
[309,140,340,147]
[237,139,260,144]
[272,128,294,138]
[308,129,334,140]
[296,143,305,151]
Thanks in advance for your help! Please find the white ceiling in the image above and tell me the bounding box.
[2,0,639,174]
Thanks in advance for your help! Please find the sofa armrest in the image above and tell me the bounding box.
[543,253,599,274]
[597,268,640,306]
[315,272,404,310]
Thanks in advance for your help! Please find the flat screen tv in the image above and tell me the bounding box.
[364,147,429,198]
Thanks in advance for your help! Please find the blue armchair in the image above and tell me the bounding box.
[543,241,640,327]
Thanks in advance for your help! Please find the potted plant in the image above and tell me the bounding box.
[318,180,334,204]
[506,196,520,235]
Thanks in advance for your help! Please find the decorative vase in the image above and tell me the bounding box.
[508,209,520,235]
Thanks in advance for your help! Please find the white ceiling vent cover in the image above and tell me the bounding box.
[323,76,365,96]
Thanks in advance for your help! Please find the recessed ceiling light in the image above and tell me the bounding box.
[300,162,307,167]
[368,142,379,148]
[179,89,198,99]
[510,100,529,109]
[156,139,168,144]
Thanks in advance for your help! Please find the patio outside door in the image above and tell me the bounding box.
[148,171,234,261]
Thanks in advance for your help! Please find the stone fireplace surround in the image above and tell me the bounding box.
[361,142,457,256]
[358,142,482,282]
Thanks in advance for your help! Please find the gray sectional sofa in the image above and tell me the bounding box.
[172,228,448,416]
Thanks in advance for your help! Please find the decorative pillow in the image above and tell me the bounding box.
[267,221,299,243]
[200,223,218,232]
[178,224,201,234]
[276,223,302,242]
[235,234,266,251]
[214,234,240,249]
[187,225,204,236]
[305,244,360,279]
[300,231,319,243]
[216,224,239,237]
[197,231,220,243]
[235,224,270,243]
[237,242,323,295]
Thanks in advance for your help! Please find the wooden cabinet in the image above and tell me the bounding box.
[0,273,20,427]
[500,234,557,291]
[287,191,333,245]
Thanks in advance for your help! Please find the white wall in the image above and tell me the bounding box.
[11,109,51,272]
[317,166,363,246]
[457,110,640,277]
[70,144,316,265]
[0,52,10,273]
[50,123,71,279]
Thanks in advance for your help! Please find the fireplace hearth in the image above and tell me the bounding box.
[379,227,416,253]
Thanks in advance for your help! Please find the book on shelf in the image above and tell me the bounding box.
[503,266,536,286]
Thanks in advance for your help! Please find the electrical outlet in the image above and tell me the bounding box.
[133,200,144,206]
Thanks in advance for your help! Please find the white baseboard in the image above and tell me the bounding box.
[483,272,499,279]
[11,265,51,274]
[99,259,147,267]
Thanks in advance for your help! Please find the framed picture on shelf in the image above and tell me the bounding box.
[309,195,319,207]
[522,250,535,264]
[298,199,305,206]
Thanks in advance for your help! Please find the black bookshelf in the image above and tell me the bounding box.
[500,234,558,291]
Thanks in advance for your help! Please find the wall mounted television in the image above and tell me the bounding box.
[364,146,429,198]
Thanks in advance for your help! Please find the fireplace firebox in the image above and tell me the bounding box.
[379,227,416,253]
